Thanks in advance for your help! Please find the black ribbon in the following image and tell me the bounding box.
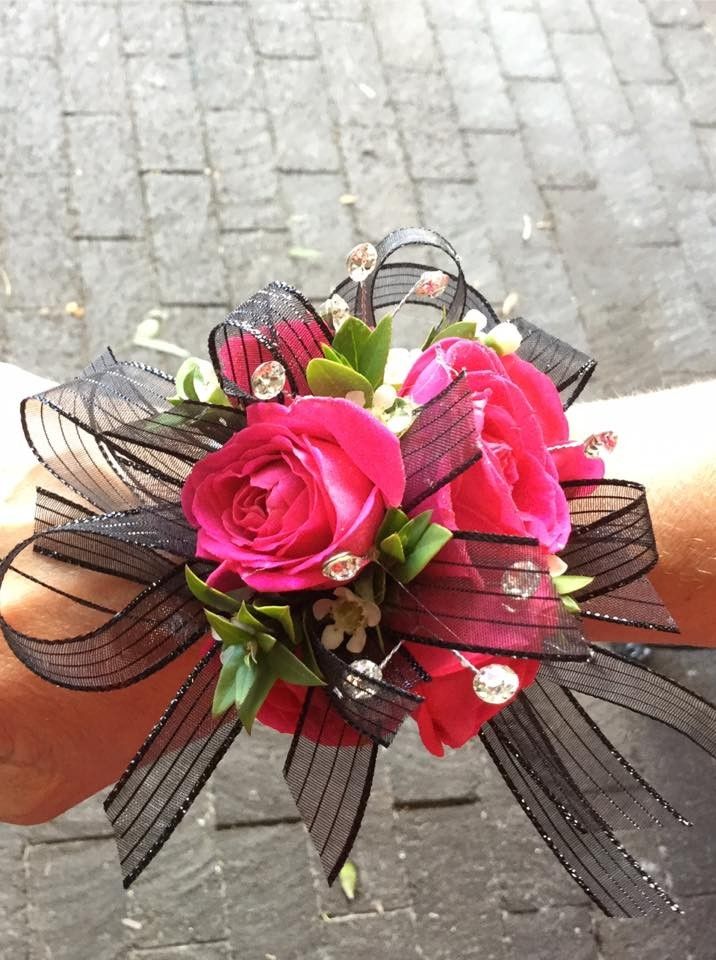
[1,228,711,917]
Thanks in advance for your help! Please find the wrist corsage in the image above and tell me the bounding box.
[2,227,714,918]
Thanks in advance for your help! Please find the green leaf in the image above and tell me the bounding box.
[254,604,296,643]
[234,660,258,707]
[205,610,251,647]
[552,575,594,596]
[393,523,453,583]
[268,642,325,687]
[306,358,373,405]
[376,507,409,544]
[185,566,241,614]
[238,662,277,733]
[320,343,351,366]
[212,661,239,717]
[432,320,478,343]
[332,316,373,368]
[358,314,393,388]
[236,601,265,633]
[338,860,359,901]
[399,510,433,552]
[256,632,277,653]
[379,531,405,563]
[561,595,582,615]
[421,306,448,350]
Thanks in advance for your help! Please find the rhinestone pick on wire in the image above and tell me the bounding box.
[501,559,542,600]
[583,431,618,458]
[472,663,520,704]
[342,659,383,701]
[322,552,366,582]
[250,360,287,400]
[346,242,378,282]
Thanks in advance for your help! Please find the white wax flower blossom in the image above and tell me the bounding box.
[313,587,382,654]
[383,347,422,387]
[461,308,488,333]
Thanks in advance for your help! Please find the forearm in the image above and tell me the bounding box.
[568,379,716,648]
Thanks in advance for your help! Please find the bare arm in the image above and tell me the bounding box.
[569,378,716,649]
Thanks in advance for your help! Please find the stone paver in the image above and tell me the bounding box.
[2,1,716,958]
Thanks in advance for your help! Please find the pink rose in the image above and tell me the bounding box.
[182,396,405,592]
[402,338,604,553]
[408,645,540,757]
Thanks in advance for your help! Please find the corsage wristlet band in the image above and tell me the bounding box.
[2,227,714,918]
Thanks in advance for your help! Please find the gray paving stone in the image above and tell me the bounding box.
[26,838,125,960]
[0,171,72,238]
[120,2,187,57]
[661,25,716,126]
[387,720,485,806]
[465,131,587,348]
[144,173,227,303]
[503,905,597,960]
[587,127,676,245]
[593,0,673,83]
[128,946,232,960]
[0,828,26,960]
[438,27,517,132]
[78,238,160,356]
[552,32,634,134]
[221,229,301,306]
[123,795,228,949]
[186,3,257,111]
[677,193,716,309]
[597,893,716,958]
[415,179,506,304]
[317,911,417,960]
[535,0,595,33]
[312,18,392,129]
[0,230,81,311]
[339,123,420,240]
[513,81,593,188]
[19,795,112,843]
[306,0,367,19]
[128,57,206,171]
[628,84,712,190]
[644,0,704,26]
[389,72,472,181]
[212,724,299,826]
[489,9,557,79]
[368,0,437,73]
[3,309,87,380]
[261,58,341,173]
[396,804,507,960]
[57,4,125,113]
[221,824,320,960]
[206,105,285,231]
[250,0,317,58]
[313,764,411,917]
[3,0,56,57]
[282,171,355,294]
[67,114,144,237]
[3,57,65,172]
[427,0,486,29]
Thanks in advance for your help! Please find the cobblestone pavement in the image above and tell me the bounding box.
[2,0,716,957]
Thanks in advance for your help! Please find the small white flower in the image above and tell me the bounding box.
[372,383,398,412]
[461,308,488,333]
[486,321,522,356]
[313,587,381,654]
[384,347,422,387]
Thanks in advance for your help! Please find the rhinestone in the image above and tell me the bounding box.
[583,431,618,458]
[319,293,351,332]
[414,270,450,298]
[346,242,378,282]
[501,559,542,600]
[472,663,520,704]
[322,551,366,582]
[250,360,286,400]
[343,659,383,701]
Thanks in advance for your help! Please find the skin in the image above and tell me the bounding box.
[0,365,714,825]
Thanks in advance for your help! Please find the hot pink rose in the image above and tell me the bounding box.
[402,338,603,553]
[182,396,405,592]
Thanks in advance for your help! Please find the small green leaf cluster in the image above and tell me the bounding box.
[551,573,594,615]
[307,314,393,405]
[185,568,324,729]
[170,356,230,407]
[376,508,453,583]
[422,307,480,350]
